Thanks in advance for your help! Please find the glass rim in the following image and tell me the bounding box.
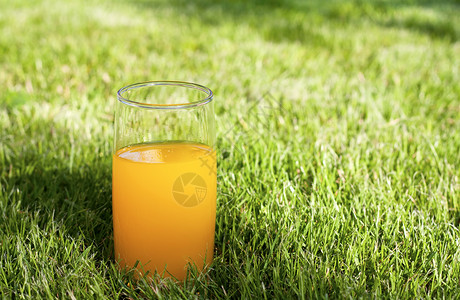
[116,80,213,109]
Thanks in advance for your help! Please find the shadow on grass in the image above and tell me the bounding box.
[127,0,459,43]
[5,147,113,261]
[377,1,459,42]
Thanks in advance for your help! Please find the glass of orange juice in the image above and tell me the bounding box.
[112,81,216,280]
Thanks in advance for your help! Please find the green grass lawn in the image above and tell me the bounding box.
[1,0,459,298]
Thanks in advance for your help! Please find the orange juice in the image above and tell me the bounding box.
[112,141,216,280]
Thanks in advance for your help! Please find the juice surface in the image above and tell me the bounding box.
[112,142,216,280]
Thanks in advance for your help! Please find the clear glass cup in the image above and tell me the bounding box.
[112,81,216,280]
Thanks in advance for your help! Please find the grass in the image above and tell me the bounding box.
[1,0,459,298]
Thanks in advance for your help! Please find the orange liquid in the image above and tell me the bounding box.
[112,142,216,280]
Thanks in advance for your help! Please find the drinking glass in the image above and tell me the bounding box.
[112,81,216,280]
